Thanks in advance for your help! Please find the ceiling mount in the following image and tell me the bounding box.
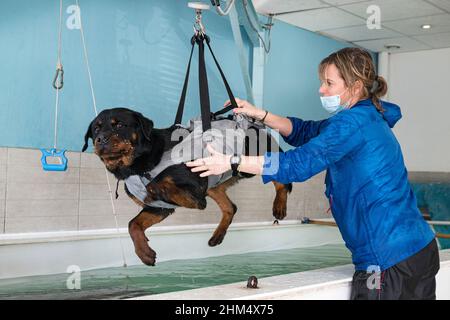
[384,44,401,50]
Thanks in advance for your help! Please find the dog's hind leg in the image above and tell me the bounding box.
[128,207,174,266]
[272,181,292,220]
[206,177,239,247]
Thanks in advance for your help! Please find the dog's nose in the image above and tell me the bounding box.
[96,134,110,145]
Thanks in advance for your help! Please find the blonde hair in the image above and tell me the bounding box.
[319,47,388,112]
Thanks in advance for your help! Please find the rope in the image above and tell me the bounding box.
[76,0,127,268]
[76,0,98,116]
[53,87,60,149]
[53,0,64,150]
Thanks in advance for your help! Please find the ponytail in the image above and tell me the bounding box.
[370,75,388,112]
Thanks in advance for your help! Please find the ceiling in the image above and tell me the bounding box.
[253,0,450,53]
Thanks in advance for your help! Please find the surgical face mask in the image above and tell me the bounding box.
[320,90,350,115]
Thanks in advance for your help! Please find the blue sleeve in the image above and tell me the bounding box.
[262,117,363,184]
[282,117,328,147]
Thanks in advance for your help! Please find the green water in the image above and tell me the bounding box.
[0,244,351,300]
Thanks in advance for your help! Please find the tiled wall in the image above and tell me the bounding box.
[0,147,331,234]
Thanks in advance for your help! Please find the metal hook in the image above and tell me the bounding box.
[194,9,207,36]
[247,276,258,289]
[52,63,64,90]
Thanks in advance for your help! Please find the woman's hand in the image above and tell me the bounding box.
[224,98,266,120]
[186,144,232,178]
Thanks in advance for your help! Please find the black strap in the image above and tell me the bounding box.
[204,38,238,111]
[174,37,195,126]
[174,33,238,132]
[212,104,233,117]
[197,35,212,133]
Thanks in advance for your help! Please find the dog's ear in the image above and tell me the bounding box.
[133,111,153,142]
[82,120,94,152]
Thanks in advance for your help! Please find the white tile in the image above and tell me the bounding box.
[322,0,368,5]
[80,183,129,200]
[0,148,7,166]
[277,7,366,31]
[7,148,41,167]
[304,193,330,217]
[80,152,104,168]
[254,0,328,15]
[354,36,432,52]
[0,166,5,183]
[0,200,5,216]
[6,183,79,200]
[427,0,450,13]
[413,31,450,48]
[5,216,78,233]
[80,167,116,185]
[6,200,78,218]
[340,0,445,21]
[384,14,450,36]
[78,199,140,216]
[0,183,5,200]
[319,24,403,41]
[78,214,136,230]
[66,152,81,168]
[7,165,79,184]
[286,184,306,220]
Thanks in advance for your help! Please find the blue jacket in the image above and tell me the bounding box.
[262,99,435,271]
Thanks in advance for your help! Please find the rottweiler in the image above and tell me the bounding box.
[82,107,292,266]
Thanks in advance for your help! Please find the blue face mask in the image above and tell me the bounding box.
[320,90,350,115]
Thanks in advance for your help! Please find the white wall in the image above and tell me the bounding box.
[387,48,450,172]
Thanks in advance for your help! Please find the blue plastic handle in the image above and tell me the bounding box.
[40,148,68,171]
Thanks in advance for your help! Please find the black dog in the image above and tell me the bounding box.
[83,107,292,266]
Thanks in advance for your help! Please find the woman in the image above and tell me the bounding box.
[186,47,440,300]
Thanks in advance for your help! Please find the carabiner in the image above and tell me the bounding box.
[193,9,206,36]
[52,63,64,90]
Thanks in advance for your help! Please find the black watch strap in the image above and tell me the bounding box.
[230,154,241,177]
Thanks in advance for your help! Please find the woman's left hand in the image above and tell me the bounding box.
[186,144,231,177]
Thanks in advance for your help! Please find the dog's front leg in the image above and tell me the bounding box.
[128,207,173,266]
[272,181,292,220]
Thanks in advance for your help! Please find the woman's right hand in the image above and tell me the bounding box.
[224,98,265,120]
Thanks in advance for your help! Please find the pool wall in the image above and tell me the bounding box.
[0,147,332,234]
[0,222,343,279]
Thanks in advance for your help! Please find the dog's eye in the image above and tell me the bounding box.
[116,122,124,129]
[94,126,100,133]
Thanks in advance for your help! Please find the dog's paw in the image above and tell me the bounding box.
[208,232,225,247]
[136,245,157,266]
[272,203,287,220]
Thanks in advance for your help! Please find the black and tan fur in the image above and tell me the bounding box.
[82,108,292,266]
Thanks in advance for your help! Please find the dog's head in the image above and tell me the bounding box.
[82,108,154,172]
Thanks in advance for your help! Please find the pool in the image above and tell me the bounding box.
[412,182,450,249]
[0,243,351,300]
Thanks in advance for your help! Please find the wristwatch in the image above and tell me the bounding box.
[230,154,241,177]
